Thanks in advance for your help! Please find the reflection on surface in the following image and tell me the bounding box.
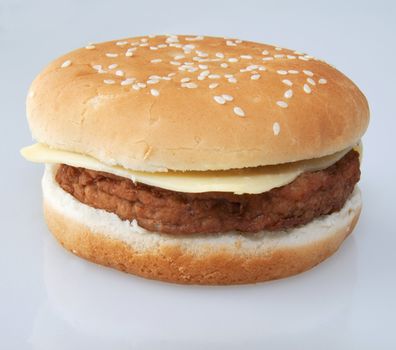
[29,233,358,349]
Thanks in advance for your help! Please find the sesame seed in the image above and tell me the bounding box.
[284,89,293,98]
[158,44,167,48]
[200,70,210,77]
[276,101,288,108]
[226,40,237,46]
[258,66,267,71]
[208,74,220,79]
[108,64,118,69]
[147,79,160,84]
[319,78,327,84]
[125,51,133,57]
[140,38,149,43]
[103,79,115,85]
[275,47,282,51]
[150,89,159,96]
[183,44,195,50]
[209,83,219,89]
[273,122,281,135]
[106,53,118,58]
[181,77,190,83]
[166,36,179,44]
[288,70,299,74]
[92,64,102,70]
[182,82,198,88]
[298,56,309,61]
[151,59,162,63]
[307,77,316,85]
[303,84,312,93]
[85,44,95,50]
[251,74,261,80]
[277,70,288,75]
[174,54,185,60]
[262,50,269,55]
[214,96,226,104]
[197,76,205,81]
[60,60,71,68]
[247,65,258,71]
[217,63,226,69]
[170,61,181,66]
[262,57,274,61]
[139,43,149,47]
[233,106,245,117]
[168,72,176,77]
[222,94,233,101]
[240,55,253,59]
[228,77,237,83]
[132,84,140,90]
[197,52,209,58]
[274,54,285,58]
[199,64,208,69]
[121,78,135,86]
[228,58,238,63]
[138,83,146,88]
[287,55,296,59]
[149,75,161,79]
[224,74,233,78]
[150,46,158,50]
[282,79,293,86]
[215,52,224,58]
[116,41,128,46]
[235,39,243,44]
[115,70,124,77]
[303,70,314,76]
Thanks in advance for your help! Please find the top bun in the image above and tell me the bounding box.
[27,35,369,172]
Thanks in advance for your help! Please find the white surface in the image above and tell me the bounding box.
[1,0,395,349]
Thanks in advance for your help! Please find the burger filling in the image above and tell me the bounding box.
[55,150,360,235]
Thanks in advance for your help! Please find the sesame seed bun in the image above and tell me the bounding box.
[27,35,369,171]
[42,164,362,285]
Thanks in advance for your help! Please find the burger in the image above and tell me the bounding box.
[21,35,369,285]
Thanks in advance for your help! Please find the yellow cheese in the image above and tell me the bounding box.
[20,143,356,194]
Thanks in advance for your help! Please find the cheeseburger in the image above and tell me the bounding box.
[21,35,369,285]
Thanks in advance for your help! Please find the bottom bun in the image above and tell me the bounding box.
[42,164,362,285]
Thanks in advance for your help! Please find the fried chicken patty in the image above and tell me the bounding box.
[55,150,360,235]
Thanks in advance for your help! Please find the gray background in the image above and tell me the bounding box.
[1,0,395,349]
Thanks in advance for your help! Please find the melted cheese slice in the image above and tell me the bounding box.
[21,143,359,194]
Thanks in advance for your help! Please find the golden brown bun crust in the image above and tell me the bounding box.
[27,35,369,171]
[44,200,361,285]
